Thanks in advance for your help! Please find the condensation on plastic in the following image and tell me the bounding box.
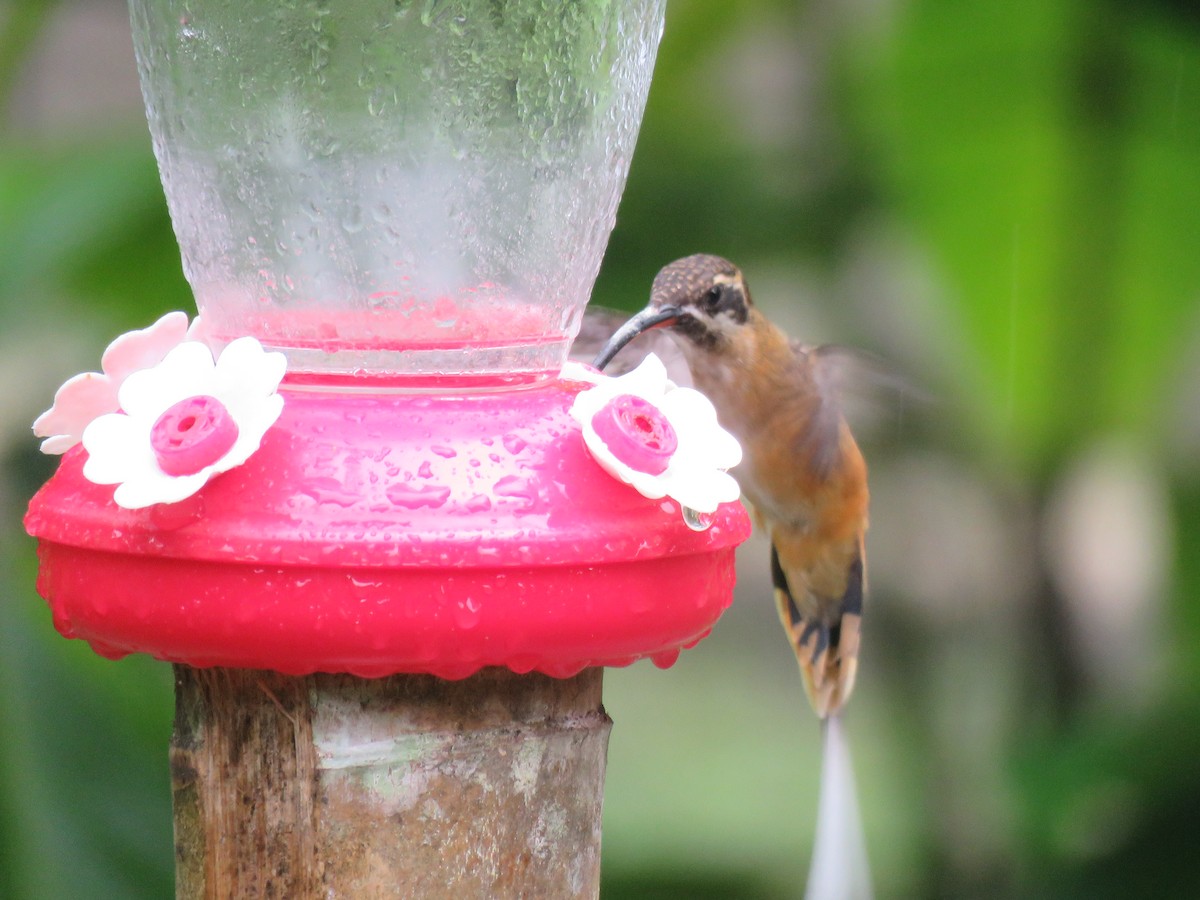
[128,0,666,381]
[25,376,750,678]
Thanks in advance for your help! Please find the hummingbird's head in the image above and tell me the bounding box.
[593,254,753,370]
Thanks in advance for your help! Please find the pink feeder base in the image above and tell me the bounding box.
[25,374,750,679]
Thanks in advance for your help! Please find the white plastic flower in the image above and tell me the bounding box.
[569,353,742,515]
[81,337,287,509]
[559,359,604,385]
[33,311,192,453]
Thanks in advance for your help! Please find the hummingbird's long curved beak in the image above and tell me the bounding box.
[592,305,683,371]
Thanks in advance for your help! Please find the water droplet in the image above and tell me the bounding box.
[464,494,492,513]
[494,475,534,503]
[367,89,386,117]
[652,649,681,669]
[371,201,392,223]
[454,596,481,629]
[301,478,359,508]
[341,204,364,233]
[386,483,451,509]
[683,507,714,532]
[149,494,206,530]
[502,433,528,455]
[417,461,433,479]
[630,590,654,614]
[431,445,457,459]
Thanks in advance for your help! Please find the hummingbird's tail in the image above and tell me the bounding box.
[771,546,864,718]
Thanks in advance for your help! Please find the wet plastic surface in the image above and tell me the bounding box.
[26,376,750,678]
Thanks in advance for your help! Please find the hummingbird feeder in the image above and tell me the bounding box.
[24,1,750,896]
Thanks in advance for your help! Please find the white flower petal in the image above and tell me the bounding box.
[659,388,743,469]
[657,385,717,427]
[82,413,155,484]
[32,371,119,452]
[113,468,209,510]
[212,393,284,472]
[118,341,216,417]
[568,388,604,424]
[590,444,669,500]
[660,468,741,514]
[33,312,199,456]
[709,429,744,469]
[89,327,283,508]
[560,360,603,384]
[572,352,743,520]
[212,337,287,398]
[219,391,277,436]
[39,434,81,455]
[609,354,671,399]
[36,311,284,510]
[100,311,190,380]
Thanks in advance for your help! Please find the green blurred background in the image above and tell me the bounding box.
[3,0,1199,896]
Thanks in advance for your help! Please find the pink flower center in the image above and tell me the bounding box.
[151,395,239,476]
[591,394,678,475]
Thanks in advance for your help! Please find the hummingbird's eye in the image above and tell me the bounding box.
[703,285,723,310]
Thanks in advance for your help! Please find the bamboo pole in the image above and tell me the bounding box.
[170,666,611,898]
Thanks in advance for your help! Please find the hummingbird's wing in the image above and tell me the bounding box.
[571,306,693,387]
[802,342,931,449]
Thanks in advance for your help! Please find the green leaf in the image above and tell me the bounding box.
[845,0,1200,469]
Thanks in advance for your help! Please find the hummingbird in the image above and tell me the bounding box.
[592,254,869,718]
